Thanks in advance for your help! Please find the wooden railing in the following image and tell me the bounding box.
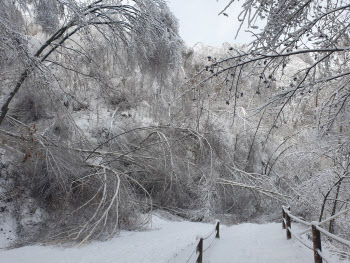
[186,220,220,263]
[282,206,350,263]
[196,220,220,263]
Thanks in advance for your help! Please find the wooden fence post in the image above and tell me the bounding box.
[286,207,291,240]
[282,207,286,229]
[216,222,220,238]
[196,238,203,263]
[312,224,323,263]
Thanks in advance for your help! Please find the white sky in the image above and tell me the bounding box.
[166,0,254,47]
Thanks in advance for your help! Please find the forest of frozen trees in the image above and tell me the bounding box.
[0,0,349,261]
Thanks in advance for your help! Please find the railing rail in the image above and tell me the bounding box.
[282,206,350,263]
[186,220,220,263]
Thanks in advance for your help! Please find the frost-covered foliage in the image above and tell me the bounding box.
[34,0,63,34]
[127,1,182,81]
[0,1,28,71]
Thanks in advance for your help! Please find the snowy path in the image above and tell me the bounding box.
[0,215,319,263]
[205,223,313,263]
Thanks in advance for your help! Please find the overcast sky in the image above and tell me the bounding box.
[166,0,254,47]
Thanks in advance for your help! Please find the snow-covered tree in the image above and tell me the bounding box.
[0,0,183,126]
[199,0,350,237]
[208,0,350,135]
[0,0,184,244]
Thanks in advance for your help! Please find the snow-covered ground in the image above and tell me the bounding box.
[0,212,342,263]
[0,212,214,263]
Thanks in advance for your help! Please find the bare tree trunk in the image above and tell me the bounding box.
[329,179,343,233]
[245,109,265,170]
[0,70,29,125]
[319,176,344,222]
[0,22,80,126]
